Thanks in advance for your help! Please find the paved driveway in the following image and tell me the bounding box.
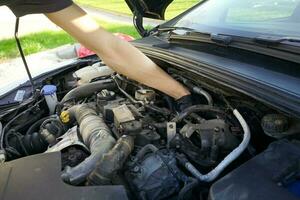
[0,5,161,95]
[0,5,160,40]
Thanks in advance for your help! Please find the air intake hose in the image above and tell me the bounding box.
[61,104,116,185]
[87,135,134,185]
[60,80,116,104]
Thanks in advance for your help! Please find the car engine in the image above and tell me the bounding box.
[0,61,300,200]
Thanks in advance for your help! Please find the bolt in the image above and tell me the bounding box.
[214,127,220,132]
[277,182,283,187]
[133,166,140,172]
[169,124,174,129]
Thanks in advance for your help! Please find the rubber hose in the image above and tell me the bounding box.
[145,105,171,116]
[172,105,226,123]
[135,144,159,161]
[87,135,134,185]
[180,78,213,106]
[178,178,199,200]
[25,117,50,135]
[60,80,116,104]
[1,109,31,150]
[61,104,116,185]
[0,99,43,152]
[193,86,213,106]
[6,130,47,156]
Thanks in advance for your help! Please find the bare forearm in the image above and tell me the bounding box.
[46,4,190,99]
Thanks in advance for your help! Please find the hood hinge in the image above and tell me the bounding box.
[133,12,150,37]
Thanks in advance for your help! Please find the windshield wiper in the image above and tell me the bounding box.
[157,26,233,45]
[157,26,195,33]
[210,33,232,45]
[157,28,300,63]
[254,35,300,45]
[164,28,233,46]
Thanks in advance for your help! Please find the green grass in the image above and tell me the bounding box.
[0,31,75,61]
[0,20,140,61]
[75,0,200,19]
[0,1,200,61]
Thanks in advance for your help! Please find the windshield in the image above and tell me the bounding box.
[173,0,300,38]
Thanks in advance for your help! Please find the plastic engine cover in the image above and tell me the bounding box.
[0,152,128,200]
[126,150,182,200]
[209,140,300,200]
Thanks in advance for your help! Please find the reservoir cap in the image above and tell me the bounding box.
[42,85,57,95]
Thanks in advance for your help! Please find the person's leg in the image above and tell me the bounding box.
[45,3,190,100]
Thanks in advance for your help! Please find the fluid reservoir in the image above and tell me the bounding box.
[42,85,58,114]
[73,63,114,86]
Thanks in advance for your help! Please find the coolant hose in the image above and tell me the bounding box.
[61,104,116,185]
[192,86,213,106]
[60,80,115,104]
[87,135,134,185]
[25,117,50,135]
[172,105,226,123]
[135,144,158,161]
[181,109,251,182]
[180,77,213,105]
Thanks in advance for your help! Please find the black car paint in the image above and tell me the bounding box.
[0,1,299,200]
[131,35,300,118]
[122,0,300,118]
[0,152,128,200]
[1,35,299,119]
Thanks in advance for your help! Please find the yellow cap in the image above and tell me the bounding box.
[60,111,70,124]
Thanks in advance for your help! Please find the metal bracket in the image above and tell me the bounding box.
[167,122,176,148]
[15,17,35,91]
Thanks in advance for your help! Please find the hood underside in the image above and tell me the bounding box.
[125,0,173,20]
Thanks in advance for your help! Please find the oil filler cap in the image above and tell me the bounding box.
[261,114,289,138]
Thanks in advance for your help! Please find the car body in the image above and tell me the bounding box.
[0,0,300,200]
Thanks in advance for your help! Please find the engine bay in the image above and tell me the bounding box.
[0,60,300,200]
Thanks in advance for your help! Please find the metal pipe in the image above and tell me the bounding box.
[112,76,144,105]
[182,109,251,182]
[15,17,35,91]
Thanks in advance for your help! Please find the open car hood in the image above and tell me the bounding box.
[125,0,173,36]
[125,0,173,19]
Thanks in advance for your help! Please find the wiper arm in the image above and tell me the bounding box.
[157,26,233,44]
[210,34,232,45]
[157,26,195,33]
[254,35,300,45]
[168,29,233,46]
[155,26,196,36]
